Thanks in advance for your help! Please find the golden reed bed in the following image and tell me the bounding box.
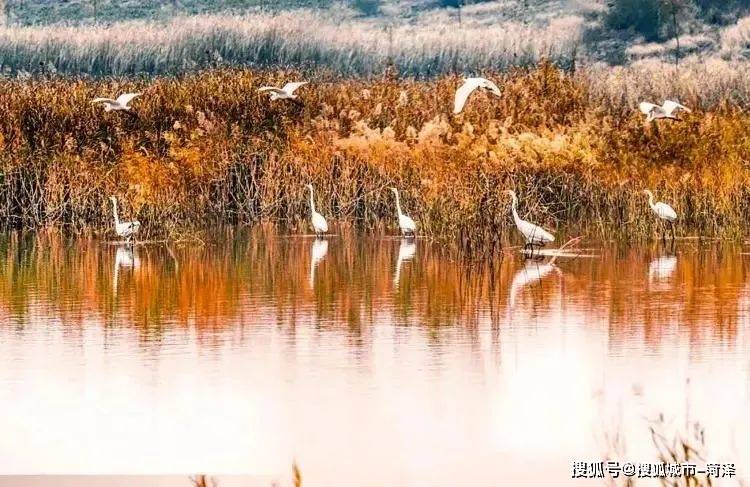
[0,62,748,245]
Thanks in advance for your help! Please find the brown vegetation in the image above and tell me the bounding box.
[1,62,750,244]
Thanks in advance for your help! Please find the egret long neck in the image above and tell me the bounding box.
[112,200,120,226]
[308,188,316,214]
[510,196,522,226]
[647,192,656,210]
[394,191,403,217]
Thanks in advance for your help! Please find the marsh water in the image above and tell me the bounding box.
[0,229,749,486]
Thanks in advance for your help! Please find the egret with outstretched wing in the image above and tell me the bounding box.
[639,100,690,122]
[92,92,141,112]
[258,81,308,101]
[453,77,502,114]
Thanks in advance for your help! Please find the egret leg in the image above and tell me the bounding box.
[523,242,533,259]
[670,222,676,242]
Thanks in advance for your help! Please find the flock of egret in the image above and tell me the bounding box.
[305,185,416,238]
[303,183,677,254]
[95,77,683,249]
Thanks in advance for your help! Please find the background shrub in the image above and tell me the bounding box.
[351,0,381,16]
[605,0,665,40]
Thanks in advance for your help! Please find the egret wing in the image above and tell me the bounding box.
[258,86,285,94]
[282,81,308,94]
[478,77,502,97]
[662,100,690,116]
[92,97,117,105]
[400,214,417,233]
[453,78,482,114]
[116,93,141,106]
[518,219,555,244]
[654,202,677,221]
[312,212,328,233]
[639,102,659,115]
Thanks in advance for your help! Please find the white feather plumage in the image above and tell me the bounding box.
[504,190,555,247]
[453,77,502,114]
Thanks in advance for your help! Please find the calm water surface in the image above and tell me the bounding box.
[0,229,748,485]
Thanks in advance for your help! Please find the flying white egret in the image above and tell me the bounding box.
[390,187,417,237]
[258,81,308,101]
[643,189,677,241]
[504,190,555,252]
[394,238,416,285]
[453,77,502,114]
[306,184,329,236]
[110,196,141,244]
[92,93,142,112]
[638,100,691,122]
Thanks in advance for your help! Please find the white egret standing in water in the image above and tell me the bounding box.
[258,81,308,101]
[643,190,677,241]
[110,196,141,244]
[503,190,555,252]
[390,188,417,237]
[306,184,329,236]
[639,100,691,122]
[394,238,416,285]
[92,93,141,112]
[453,77,502,114]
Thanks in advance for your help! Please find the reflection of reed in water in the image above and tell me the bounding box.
[393,238,416,286]
[0,230,746,348]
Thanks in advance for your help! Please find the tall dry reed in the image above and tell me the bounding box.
[1,62,750,244]
[0,10,582,77]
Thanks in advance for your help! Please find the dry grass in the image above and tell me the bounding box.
[0,10,583,77]
[2,62,750,243]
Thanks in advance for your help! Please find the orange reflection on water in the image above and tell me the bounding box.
[0,230,748,485]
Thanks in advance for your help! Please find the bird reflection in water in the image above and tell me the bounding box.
[309,238,329,288]
[113,245,140,291]
[509,260,562,310]
[648,255,677,282]
[394,238,416,285]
